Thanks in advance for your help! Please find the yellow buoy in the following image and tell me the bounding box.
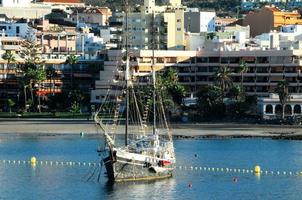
[254,165,261,174]
[31,156,37,165]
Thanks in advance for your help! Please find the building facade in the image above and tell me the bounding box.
[243,6,302,37]
[258,94,302,119]
[69,7,112,27]
[125,0,185,50]
[184,11,216,33]
[0,0,31,7]
[91,48,302,103]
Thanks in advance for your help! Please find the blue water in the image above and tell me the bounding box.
[1,134,302,200]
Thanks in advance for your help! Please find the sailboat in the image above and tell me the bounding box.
[94,45,176,182]
[94,8,176,182]
[94,47,176,181]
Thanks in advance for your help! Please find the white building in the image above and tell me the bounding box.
[258,94,302,119]
[76,32,104,57]
[0,21,30,38]
[0,0,31,7]
[185,10,216,33]
[254,25,302,50]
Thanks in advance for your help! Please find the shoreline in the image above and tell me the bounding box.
[0,119,302,140]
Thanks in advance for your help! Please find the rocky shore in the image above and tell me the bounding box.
[0,119,302,140]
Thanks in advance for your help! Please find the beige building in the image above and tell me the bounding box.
[91,48,302,103]
[126,0,185,50]
[69,7,112,26]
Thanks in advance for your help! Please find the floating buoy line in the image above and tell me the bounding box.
[1,157,302,177]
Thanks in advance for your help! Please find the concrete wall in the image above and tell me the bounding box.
[0,7,51,19]
[243,7,274,37]
[0,0,31,7]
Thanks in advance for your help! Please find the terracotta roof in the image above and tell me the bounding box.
[72,7,111,15]
[265,6,280,12]
[40,0,83,3]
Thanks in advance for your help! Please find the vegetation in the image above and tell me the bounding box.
[2,50,16,67]
[275,79,289,120]
[194,64,257,121]
[66,55,79,89]
[83,0,241,14]
[7,99,15,113]
[238,60,248,89]
[19,36,46,113]
[215,65,233,94]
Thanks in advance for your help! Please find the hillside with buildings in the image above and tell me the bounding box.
[0,0,301,122]
[83,0,240,12]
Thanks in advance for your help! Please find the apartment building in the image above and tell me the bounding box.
[125,0,185,50]
[0,29,104,111]
[91,48,302,103]
[0,20,31,38]
[184,10,216,33]
[243,6,302,37]
[69,7,112,27]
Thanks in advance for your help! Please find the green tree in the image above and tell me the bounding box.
[7,98,15,113]
[275,79,289,119]
[2,50,16,98]
[69,90,84,112]
[19,38,46,112]
[228,84,245,102]
[157,68,185,108]
[238,60,248,89]
[46,66,57,95]
[66,55,78,90]
[2,50,16,67]
[70,101,81,114]
[215,66,233,94]
[196,85,225,118]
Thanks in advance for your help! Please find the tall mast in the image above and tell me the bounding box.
[151,11,156,135]
[125,0,129,146]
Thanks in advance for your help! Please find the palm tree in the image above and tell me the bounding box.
[2,50,16,68]
[2,50,16,99]
[7,98,15,113]
[66,55,78,90]
[275,79,289,120]
[46,66,57,95]
[215,66,233,94]
[239,60,248,89]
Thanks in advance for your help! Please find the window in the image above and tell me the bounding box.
[177,28,181,31]
[177,19,181,22]
[16,26,20,34]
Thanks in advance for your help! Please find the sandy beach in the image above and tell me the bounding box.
[1,118,302,139]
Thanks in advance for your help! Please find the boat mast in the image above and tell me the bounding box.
[151,11,156,135]
[125,0,129,146]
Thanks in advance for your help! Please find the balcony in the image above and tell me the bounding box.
[2,45,20,51]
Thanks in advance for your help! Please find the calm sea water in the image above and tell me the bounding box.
[1,134,302,200]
